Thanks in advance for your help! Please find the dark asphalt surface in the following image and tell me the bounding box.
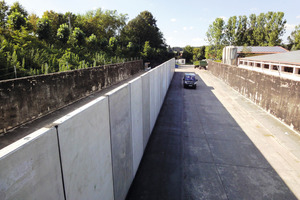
[126,71,297,200]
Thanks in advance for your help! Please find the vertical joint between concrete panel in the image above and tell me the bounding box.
[129,84,134,180]
[107,96,116,200]
[55,125,67,200]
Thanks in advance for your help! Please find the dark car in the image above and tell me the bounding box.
[183,73,198,89]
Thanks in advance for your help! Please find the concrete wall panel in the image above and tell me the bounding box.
[155,68,161,118]
[129,77,143,175]
[0,128,64,200]
[141,72,150,149]
[149,68,156,133]
[106,84,133,200]
[55,97,114,200]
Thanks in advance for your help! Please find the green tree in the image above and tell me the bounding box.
[0,0,8,27]
[236,15,248,45]
[7,11,27,30]
[253,13,266,46]
[122,11,165,52]
[28,13,39,32]
[57,23,70,44]
[36,17,51,41]
[182,45,193,63]
[42,10,67,43]
[206,18,225,59]
[192,46,206,61]
[288,25,300,50]
[264,12,286,46]
[225,16,237,45]
[141,41,154,61]
[71,27,85,46]
[7,2,28,17]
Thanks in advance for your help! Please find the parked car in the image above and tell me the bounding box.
[183,73,198,89]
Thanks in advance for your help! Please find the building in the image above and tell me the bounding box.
[237,46,289,57]
[238,50,300,81]
[176,59,186,65]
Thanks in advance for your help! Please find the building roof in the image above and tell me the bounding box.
[240,50,300,65]
[237,46,289,54]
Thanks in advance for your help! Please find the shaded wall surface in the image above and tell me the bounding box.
[0,58,175,200]
[0,60,143,134]
[207,60,300,132]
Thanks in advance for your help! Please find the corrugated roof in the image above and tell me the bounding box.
[240,50,300,65]
[237,46,289,54]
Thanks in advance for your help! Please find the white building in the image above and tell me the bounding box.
[176,59,186,65]
[238,50,300,81]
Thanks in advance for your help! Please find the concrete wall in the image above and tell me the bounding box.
[106,84,133,200]
[0,60,143,134]
[207,60,300,132]
[0,128,64,200]
[55,97,114,200]
[0,58,175,200]
[129,77,143,175]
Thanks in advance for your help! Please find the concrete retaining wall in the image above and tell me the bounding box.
[0,128,64,200]
[207,60,300,132]
[55,97,114,200]
[0,60,143,134]
[0,58,175,200]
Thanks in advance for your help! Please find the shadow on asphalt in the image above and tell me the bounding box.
[126,72,297,200]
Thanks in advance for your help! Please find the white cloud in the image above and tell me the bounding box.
[183,27,187,31]
[285,24,296,31]
[189,26,194,30]
[173,30,178,33]
[171,18,176,22]
[297,15,300,19]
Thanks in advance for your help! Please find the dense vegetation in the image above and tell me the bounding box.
[0,1,172,80]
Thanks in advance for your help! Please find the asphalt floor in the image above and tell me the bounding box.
[126,65,300,200]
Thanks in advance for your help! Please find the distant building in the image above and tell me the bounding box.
[238,50,300,81]
[176,59,186,65]
[236,46,289,57]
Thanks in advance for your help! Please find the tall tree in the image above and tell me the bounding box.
[265,12,286,46]
[7,11,27,30]
[236,15,248,45]
[121,10,165,52]
[246,14,257,45]
[225,16,237,45]
[288,25,300,50]
[0,0,8,28]
[7,2,28,18]
[57,23,70,44]
[253,13,266,46]
[206,18,225,59]
[36,17,51,41]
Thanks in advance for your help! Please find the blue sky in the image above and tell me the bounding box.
[5,0,300,47]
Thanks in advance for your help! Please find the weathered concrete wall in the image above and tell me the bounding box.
[55,96,114,200]
[207,60,300,132]
[0,60,143,134]
[0,58,175,200]
[0,128,64,200]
